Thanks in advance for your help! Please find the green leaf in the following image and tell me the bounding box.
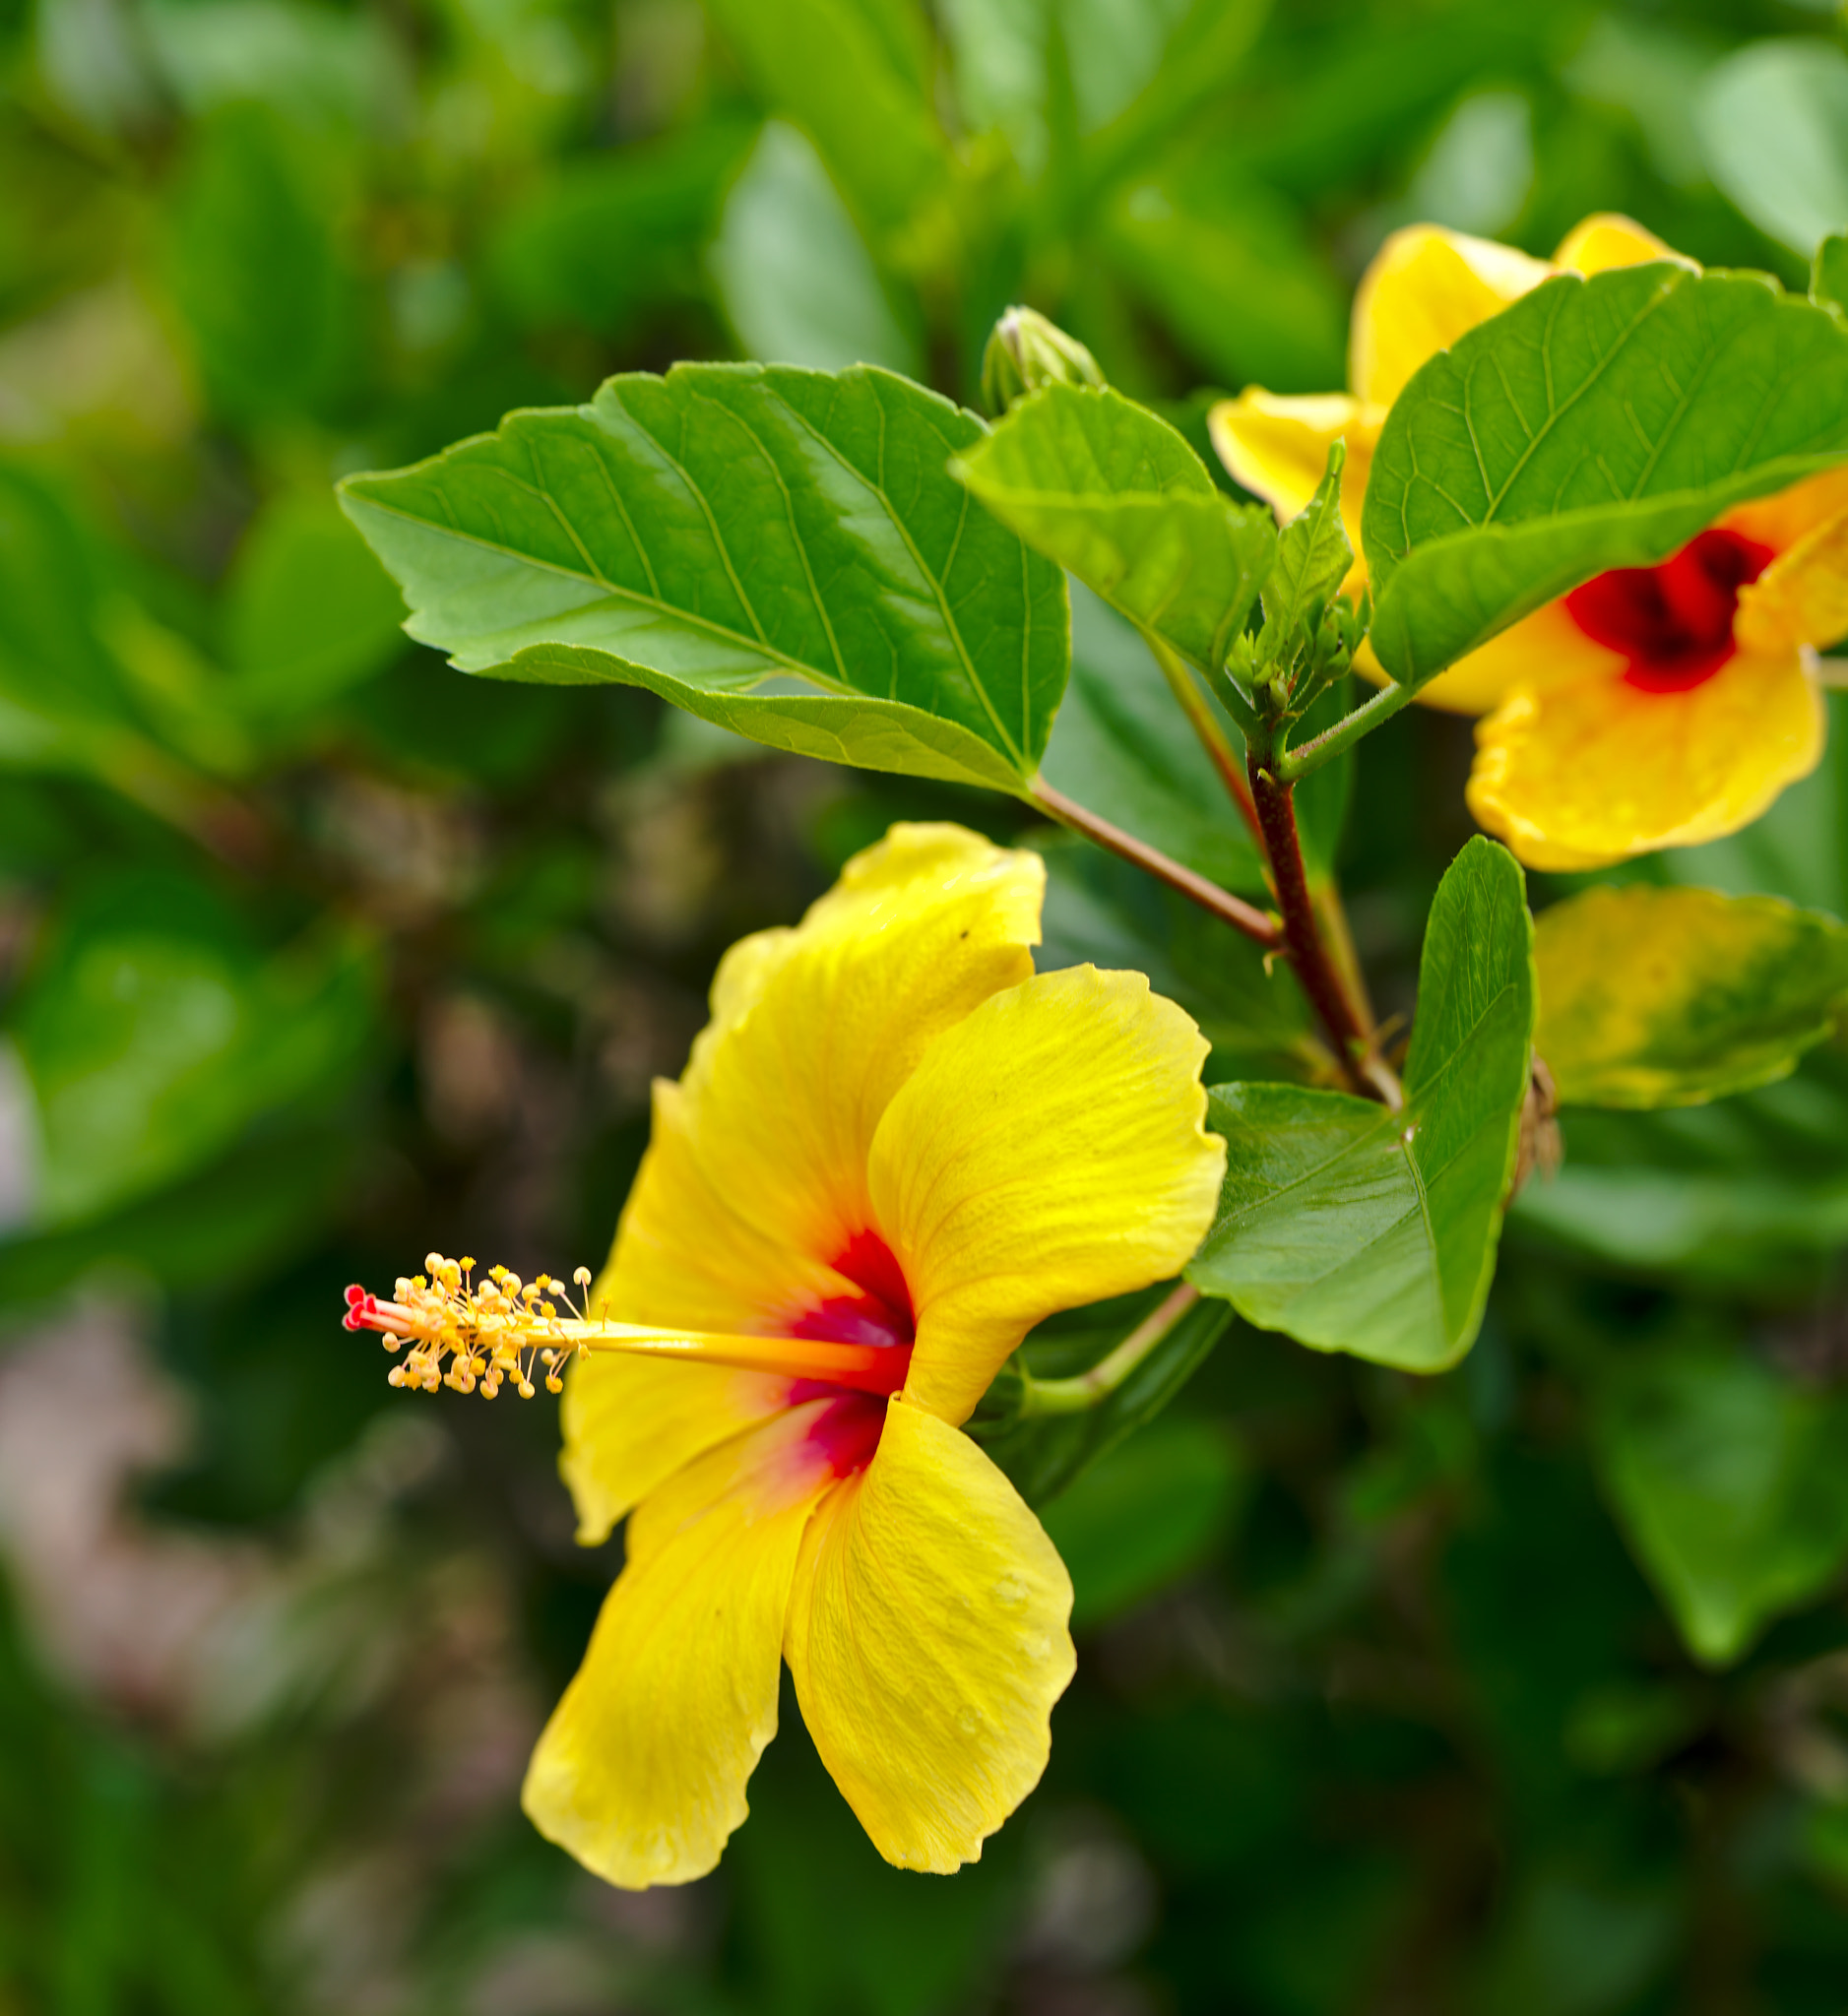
[0,1125,355,1307]
[708,122,922,376]
[1815,234,1848,320]
[1039,1417,1246,1628]
[1189,837,1535,1371]
[1039,584,1266,893]
[1363,265,1848,687]
[701,0,946,237]
[10,876,377,1227]
[1594,1339,1848,1666]
[1696,39,1848,259]
[1257,441,1350,680]
[166,102,351,421]
[1536,885,1848,1109]
[486,121,752,338]
[1099,157,1346,393]
[974,1290,1234,1506]
[223,490,407,722]
[953,382,1275,672]
[1037,838,1322,1083]
[340,363,1068,793]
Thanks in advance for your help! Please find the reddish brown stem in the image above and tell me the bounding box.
[1030,779,1282,951]
[1247,756,1401,1106]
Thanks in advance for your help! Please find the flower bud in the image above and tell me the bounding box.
[980,307,1105,414]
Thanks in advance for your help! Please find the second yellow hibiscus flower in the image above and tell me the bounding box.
[1212,215,1848,871]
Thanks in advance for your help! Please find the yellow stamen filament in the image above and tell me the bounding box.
[343,1255,909,1399]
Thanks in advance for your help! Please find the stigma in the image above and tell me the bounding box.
[343,1255,913,1400]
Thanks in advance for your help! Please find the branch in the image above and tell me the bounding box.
[1029,778,1282,950]
[1246,754,1402,1106]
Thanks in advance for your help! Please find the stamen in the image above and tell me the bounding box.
[342,1255,912,1400]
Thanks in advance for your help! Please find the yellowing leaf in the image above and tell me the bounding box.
[1536,885,1848,1108]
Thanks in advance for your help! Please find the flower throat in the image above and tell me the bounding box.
[1565,528,1773,693]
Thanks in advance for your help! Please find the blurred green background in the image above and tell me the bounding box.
[6,0,1848,2009]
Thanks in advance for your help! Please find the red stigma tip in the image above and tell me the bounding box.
[345,1284,366,1308]
[342,1311,361,1331]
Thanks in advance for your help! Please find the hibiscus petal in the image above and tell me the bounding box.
[560,1351,797,1545]
[1358,598,1620,717]
[670,823,1044,1279]
[871,966,1224,1427]
[785,1396,1075,1873]
[1207,390,1374,571]
[1467,651,1826,870]
[1554,213,1688,276]
[595,1078,856,1332]
[1350,223,1554,410]
[523,1401,838,1888]
[1737,503,1848,657]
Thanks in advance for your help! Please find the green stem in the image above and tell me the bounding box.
[1141,630,1266,848]
[1020,1283,1200,1416]
[1029,777,1282,950]
[1275,678,1416,784]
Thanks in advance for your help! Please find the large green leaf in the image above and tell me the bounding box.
[1189,837,1534,1371]
[340,364,1069,793]
[1363,265,1848,687]
[954,382,1274,674]
[1536,884,1848,1109]
[1039,584,1266,893]
[1595,1338,1848,1667]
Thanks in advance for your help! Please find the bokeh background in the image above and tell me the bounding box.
[5,0,1848,2009]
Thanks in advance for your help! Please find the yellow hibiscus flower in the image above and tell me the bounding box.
[1211,216,1848,870]
[349,823,1225,1887]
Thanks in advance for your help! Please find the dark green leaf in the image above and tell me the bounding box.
[11,880,377,1227]
[0,1126,356,1308]
[1536,884,1848,1108]
[1190,837,1535,1371]
[1038,584,1266,892]
[486,121,753,337]
[167,103,351,421]
[1039,1417,1246,1627]
[223,490,407,722]
[340,364,1068,791]
[1099,158,1345,392]
[1363,265,1848,687]
[1595,1338,1848,1666]
[975,1291,1234,1506]
[954,382,1274,672]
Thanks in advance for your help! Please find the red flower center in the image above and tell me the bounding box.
[1564,528,1773,693]
[787,1230,914,1471]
